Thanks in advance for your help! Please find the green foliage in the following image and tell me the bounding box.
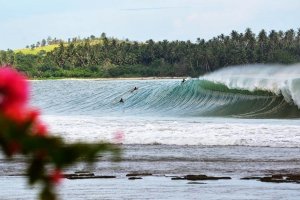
[0,112,120,200]
[0,66,121,200]
[3,28,300,78]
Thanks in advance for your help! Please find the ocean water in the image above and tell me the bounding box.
[2,64,300,199]
[30,64,300,148]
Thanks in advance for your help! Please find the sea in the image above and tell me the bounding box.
[1,64,300,199]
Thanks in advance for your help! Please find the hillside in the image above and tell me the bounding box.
[15,44,59,55]
[14,38,108,55]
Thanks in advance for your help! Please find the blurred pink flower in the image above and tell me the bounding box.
[50,169,63,185]
[34,122,48,137]
[113,130,124,143]
[0,66,28,112]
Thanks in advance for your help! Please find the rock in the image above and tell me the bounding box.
[128,177,142,180]
[184,175,231,181]
[67,175,116,180]
[126,173,152,177]
[184,175,207,180]
[205,176,231,180]
[63,172,95,179]
[286,174,300,181]
[272,174,283,179]
[74,171,92,174]
[240,177,261,180]
[260,177,272,182]
[259,177,292,183]
[64,172,116,180]
[187,182,206,184]
[8,174,27,177]
[171,177,186,180]
[75,173,95,176]
[63,173,76,178]
[243,174,300,184]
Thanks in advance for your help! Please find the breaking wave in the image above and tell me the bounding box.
[31,64,300,119]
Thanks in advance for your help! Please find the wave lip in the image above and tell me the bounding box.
[201,64,300,108]
[31,64,300,119]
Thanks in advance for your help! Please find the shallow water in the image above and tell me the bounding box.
[1,176,300,200]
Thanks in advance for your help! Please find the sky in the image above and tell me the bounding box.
[0,0,299,50]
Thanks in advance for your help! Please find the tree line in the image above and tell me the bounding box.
[0,28,300,78]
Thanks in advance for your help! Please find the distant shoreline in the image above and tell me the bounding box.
[29,76,189,81]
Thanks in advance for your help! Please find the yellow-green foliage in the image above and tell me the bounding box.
[14,38,132,55]
[15,44,59,55]
[14,39,103,55]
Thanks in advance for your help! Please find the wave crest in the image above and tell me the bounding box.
[201,64,300,108]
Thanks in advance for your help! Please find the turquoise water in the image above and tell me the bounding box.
[2,64,300,199]
[29,65,300,147]
[31,77,300,119]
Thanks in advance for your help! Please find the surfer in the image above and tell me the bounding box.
[181,78,186,84]
[119,98,124,103]
[131,87,138,92]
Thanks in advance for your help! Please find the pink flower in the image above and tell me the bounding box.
[34,122,48,137]
[4,107,41,126]
[0,66,28,112]
[113,130,124,143]
[27,109,40,122]
[50,169,63,185]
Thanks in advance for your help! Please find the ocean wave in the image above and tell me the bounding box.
[31,64,300,119]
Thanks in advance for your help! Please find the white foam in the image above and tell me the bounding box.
[201,64,300,108]
[43,115,300,148]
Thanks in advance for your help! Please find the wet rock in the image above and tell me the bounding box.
[205,176,231,180]
[126,173,152,177]
[8,174,27,177]
[243,174,300,184]
[64,172,95,178]
[286,174,300,181]
[67,175,116,180]
[74,171,92,174]
[272,174,283,179]
[128,177,143,180]
[260,177,272,182]
[185,175,207,180]
[171,177,186,180]
[75,172,95,176]
[64,171,115,179]
[187,182,206,184]
[240,176,262,180]
[259,177,292,183]
[63,174,75,178]
[184,175,231,181]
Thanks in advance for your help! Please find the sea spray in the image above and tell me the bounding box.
[201,64,300,108]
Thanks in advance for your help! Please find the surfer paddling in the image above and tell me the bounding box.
[119,98,124,103]
[131,86,138,93]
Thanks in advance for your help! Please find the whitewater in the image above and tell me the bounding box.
[30,64,300,147]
